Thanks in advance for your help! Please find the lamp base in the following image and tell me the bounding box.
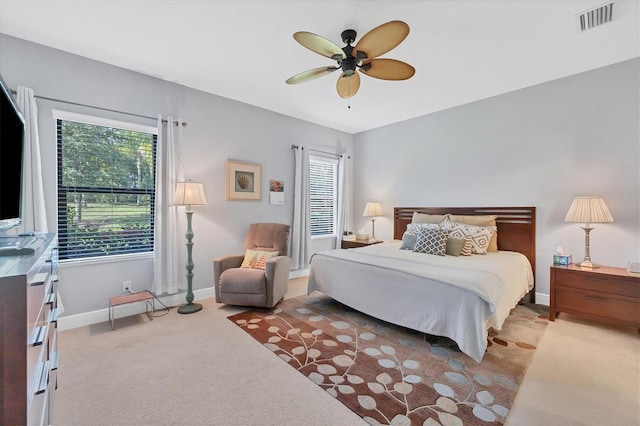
[576,260,600,269]
[177,302,203,314]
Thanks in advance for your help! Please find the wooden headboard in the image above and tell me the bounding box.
[394,207,537,302]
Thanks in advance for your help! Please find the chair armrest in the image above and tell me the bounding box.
[264,256,292,307]
[213,254,244,302]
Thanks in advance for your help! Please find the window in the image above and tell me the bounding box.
[309,156,338,237]
[55,111,157,260]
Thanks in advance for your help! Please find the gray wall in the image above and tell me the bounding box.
[0,34,353,316]
[1,32,637,314]
[352,58,640,302]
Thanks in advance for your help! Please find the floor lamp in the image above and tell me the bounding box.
[564,196,613,268]
[175,181,208,314]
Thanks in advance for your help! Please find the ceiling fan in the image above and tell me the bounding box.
[285,20,415,99]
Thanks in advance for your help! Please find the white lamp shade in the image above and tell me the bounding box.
[175,181,208,206]
[564,196,613,224]
[363,202,383,217]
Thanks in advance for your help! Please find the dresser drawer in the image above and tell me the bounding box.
[556,287,640,326]
[554,269,639,298]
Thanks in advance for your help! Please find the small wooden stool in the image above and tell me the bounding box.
[109,292,154,330]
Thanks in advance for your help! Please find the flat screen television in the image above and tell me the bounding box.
[0,73,25,232]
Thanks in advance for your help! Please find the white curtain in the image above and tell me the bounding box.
[335,154,351,247]
[291,146,311,270]
[152,116,186,295]
[16,87,48,233]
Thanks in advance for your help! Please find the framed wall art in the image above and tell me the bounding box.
[226,160,262,201]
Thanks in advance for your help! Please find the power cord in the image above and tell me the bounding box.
[144,289,171,317]
[122,289,173,317]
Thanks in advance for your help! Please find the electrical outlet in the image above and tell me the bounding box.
[122,280,132,293]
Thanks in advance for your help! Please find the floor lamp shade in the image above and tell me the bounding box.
[362,202,383,241]
[175,181,207,314]
[175,181,208,206]
[564,196,613,268]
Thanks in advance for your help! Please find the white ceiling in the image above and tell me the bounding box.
[0,1,638,134]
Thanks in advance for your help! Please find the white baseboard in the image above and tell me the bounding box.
[58,285,550,331]
[536,292,550,306]
[58,287,215,331]
[289,269,309,279]
[58,273,310,331]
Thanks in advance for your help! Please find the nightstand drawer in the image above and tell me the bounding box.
[556,287,640,326]
[554,269,639,298]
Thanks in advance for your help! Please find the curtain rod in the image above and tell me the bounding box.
[291,144,350,159]
[10,89,187,126]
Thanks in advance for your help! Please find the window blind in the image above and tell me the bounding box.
[56,118,157,260]
[309,157,338,237]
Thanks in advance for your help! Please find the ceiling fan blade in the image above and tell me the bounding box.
[286,67,339,84]
[360,59,415,80]
[293,32,346,59]
[354,20,410,59]
[336,72,360,99]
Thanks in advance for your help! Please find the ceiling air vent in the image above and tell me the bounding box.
[577,2,614,32]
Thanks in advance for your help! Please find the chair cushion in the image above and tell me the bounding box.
[218,268,266,294]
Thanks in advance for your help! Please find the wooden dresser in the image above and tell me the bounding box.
[549,264,640,328]
[0,234,59,425]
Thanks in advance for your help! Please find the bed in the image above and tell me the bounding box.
[307,206,536,362]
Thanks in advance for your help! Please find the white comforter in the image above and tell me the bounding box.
[307,242,534,362]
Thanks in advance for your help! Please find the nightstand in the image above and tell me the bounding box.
[549,264,640,329]
[341,239,382,249]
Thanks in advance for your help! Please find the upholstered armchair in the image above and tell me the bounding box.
[214,223,292,308]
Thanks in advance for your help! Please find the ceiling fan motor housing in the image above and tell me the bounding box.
[339,31,365,77]
[341,29,357,45]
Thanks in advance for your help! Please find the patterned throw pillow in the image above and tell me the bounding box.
[460,238,473,256]
[445,237,466,256]
[447,215,499,252]
[443,223,497,255]
[400,223,440,250]
[241,249,279,269]
[413,227,449,256]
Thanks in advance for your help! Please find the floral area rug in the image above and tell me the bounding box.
[228,294,548,425]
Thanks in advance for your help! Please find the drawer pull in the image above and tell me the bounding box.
[584,295,608,302]
[28,325,46,346]
[51,351,59,371]
[34,360,50,395]
[29,272,49,286]
[585,276,608,282]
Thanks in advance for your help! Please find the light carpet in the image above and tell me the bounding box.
[51,277,640,425]
[229,294,548,425]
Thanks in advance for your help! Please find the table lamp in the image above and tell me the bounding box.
[362,202,383,241]
[175,180,208,313]
[564,196,613,268]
